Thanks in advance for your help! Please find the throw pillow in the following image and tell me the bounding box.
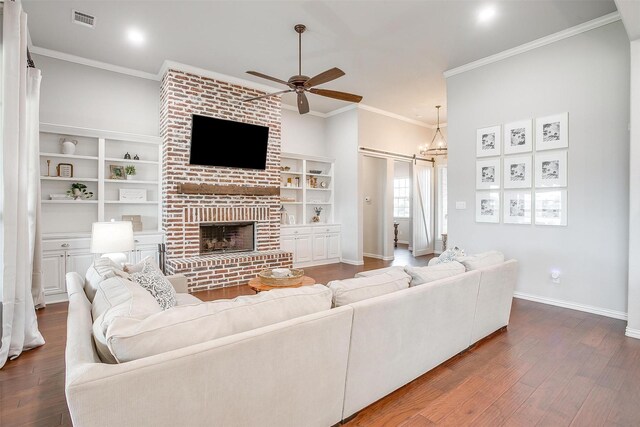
[128,258,177,310]
[91,276,163,363]
[404,261,465,286]
[327,270,411,307]
[85,257,123,302]
[433,246,466,265]
[460,250,505,271]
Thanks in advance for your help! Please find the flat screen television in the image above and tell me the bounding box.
[189,114,269,170]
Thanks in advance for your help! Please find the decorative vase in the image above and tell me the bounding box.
[60,138,77,155]
[126,175,135,180]
[72,188,82,200]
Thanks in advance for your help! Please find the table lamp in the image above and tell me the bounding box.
[90,220,135,266]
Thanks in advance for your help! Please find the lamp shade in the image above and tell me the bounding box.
[90,221,135,254]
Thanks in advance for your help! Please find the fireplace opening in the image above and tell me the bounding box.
[200,222,255,254]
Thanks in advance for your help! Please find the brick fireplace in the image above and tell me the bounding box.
[160,69,292,291]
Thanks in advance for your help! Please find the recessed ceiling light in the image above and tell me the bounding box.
[477,5,497,24]
[127,28,145,46]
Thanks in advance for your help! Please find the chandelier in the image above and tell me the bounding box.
[419,105,447,156]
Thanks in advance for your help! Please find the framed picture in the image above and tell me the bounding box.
[535,189,567,226]
[476,191,500,223]
[476,159,501,190]
[56,163,73,178]
[119,188,147,202]
[535,150,567,188]
[476,125,501,157]
[110,165,126,180]
[536,113,568,151]
[503,191,532,224]
[503,119,532,154]
[503,155,532,189]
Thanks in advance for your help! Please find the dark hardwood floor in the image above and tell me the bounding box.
[2,248,639,426]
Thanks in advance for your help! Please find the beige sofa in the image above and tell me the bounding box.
[64,258,517,426]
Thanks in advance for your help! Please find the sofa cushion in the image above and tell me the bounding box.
[91,277,162,363]
[84,257,123,302]
[105,284,332,363]
[354,266,406,278]
[404,261,466,286]
[460,251,505,271]
[128,258,177,310]
[327,270,411,307]
[174,293,202,306]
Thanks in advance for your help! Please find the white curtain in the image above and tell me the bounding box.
[0,0,45,369]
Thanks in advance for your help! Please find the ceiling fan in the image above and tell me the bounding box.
[243,24,363,114]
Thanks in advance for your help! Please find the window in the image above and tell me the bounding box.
[438,167,448,235]
[393,178,411,218]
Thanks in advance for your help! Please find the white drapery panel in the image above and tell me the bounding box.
[0,0,45,369]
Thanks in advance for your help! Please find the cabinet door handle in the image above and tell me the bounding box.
[134,239,140,243]
[59,254,64,258]
[61,243,70,248]
[293,231,298,234]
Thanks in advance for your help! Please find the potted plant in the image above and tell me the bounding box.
[67,183,94,200]
[125,165,136,180]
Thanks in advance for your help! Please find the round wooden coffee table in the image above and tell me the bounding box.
[248,276,316,293]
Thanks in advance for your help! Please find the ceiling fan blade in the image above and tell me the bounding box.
[305,67,345,88]
[297,92,310,114]
[309,88,363,103]
[242,89,293,103]
[246,71,290,87]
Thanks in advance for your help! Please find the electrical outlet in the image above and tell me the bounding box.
[551,270,561,284]
[456,201,466,210]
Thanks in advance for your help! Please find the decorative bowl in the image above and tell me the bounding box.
[258,268,305,286]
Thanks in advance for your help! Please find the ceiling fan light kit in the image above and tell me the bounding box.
[244,24,363,114]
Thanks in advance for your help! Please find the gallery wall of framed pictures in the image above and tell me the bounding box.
[475,112,568,226]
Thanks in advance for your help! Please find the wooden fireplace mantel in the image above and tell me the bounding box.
[177,183,280,196]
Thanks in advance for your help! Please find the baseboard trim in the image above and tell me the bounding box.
[513,291,628,320]
[397,240,409,245]
[341,258,364,266]
[293,258,341,268]
[363,253,394,261]
[44,294,69,304]
[625,327,640,339]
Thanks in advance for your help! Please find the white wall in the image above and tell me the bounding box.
[447,22,630,317]
[281,108,326,157]
[394,160,412,245]
[34,54,160,135]
[628,39,640,335]
[358,109,433,156]
[326,108,361,264]
[362,156,387,257]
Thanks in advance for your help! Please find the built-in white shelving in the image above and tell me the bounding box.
[39,123,163,235]
[280,152,335,225]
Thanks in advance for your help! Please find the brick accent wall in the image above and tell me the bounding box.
[160,69,291,290]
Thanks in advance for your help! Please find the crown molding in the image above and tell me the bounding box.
[30,46,444,128]
[30,46,159,80]
[324,104,358,118]
[444,11,621,78]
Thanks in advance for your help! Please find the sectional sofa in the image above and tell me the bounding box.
[64,253,517,427]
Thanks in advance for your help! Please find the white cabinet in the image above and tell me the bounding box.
[281,232,313,264]
[42,251,66,296]
[280,225,341,267]
[295,235,313,263]
[327,233,341,259]
[312,234,327,260]
[42,233,164,303]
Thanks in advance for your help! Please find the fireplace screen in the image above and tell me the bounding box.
[200,222,255,254]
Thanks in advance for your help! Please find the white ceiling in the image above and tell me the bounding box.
[23,0,617,124]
